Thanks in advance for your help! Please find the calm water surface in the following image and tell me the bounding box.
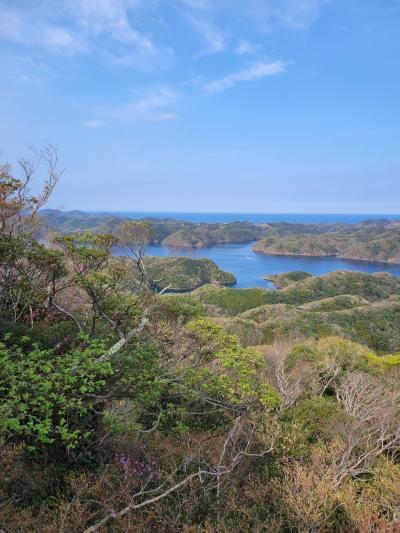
[109,212,400,288]
[144,242,400,289]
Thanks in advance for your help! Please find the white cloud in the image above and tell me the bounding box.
[172,0,328,34]
[185,14,226,54]
[271,0,329,30]
[204,60,286,93]
[84,119,104,128]
[103,87,179,121]
[168,0,327,55]
[235,40,262,55]
[40,25,88,52]
[106,45,175,70]
[0,5,87,53]
[0,1,155,57]
[0,0,328,66]
[69,0,153,49]
[0,7,23,42]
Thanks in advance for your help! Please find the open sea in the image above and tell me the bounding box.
[110,212,400,288]
[109,212,400,225]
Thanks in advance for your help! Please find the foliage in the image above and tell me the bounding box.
[142,256,236,291]
[254,220,400,263]
[199,287,271,314]
[0,336,113,453]
[267,270,313,288]
[187,319,280,410]
[155,295,204,321]
[196,271,400,318]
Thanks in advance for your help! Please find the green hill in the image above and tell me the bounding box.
[184,271,400,352]
[254,220,400,263]
[134,256,236,291]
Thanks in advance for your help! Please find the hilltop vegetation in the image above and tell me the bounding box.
[188,271,400,352]
[162,221,265,247]
[265,270,314,288]
[195,270,400,311]
[254,219,400,263]
[1,152,400,532]
[137,256,236,291]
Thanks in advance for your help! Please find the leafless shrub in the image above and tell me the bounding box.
[118,221,154,289]
[263,339,320,406]
[270,447,339,533]
[331,372,400,484]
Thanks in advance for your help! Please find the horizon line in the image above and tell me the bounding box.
[46,208,400,216]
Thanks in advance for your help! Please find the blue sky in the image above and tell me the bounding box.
[1,0,399,213]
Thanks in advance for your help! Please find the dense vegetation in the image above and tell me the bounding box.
[254,219,400,263]
[189,271,400,352]
[195,270,400,310]
[1,151,400,532]
[135,256,236,291]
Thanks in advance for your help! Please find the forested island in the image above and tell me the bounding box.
[43,209,400,264]
[131,256,236,292]
[1,152,400,532]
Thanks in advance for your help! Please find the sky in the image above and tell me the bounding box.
[0,0,399,213]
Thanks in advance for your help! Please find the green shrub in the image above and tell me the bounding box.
[0,336,113,456]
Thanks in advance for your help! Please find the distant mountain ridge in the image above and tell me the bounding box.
[41,210,400,264]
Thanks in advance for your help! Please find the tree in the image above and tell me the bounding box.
[0,144,62,240]
[118,221,154,289]
[0,146,66,324]
[56,232,133,336]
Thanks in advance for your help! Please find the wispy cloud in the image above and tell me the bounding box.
[102,87,179,122]
[0,1,328,61]
[105,45,175,71]
[0,5,88,53]
[39,25,88,52]
[187,15,226,54]
[0,1,154,56]
[270,0,329,31]
[0,7,24,42]
[167,0,328,58]
[84,119,104,128]
[204,60,286,94]
[172,0,328,36]
[68,0,154,50]
[235,40,262,55]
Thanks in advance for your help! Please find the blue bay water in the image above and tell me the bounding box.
[109,212,400,288]
[143,242,400,289]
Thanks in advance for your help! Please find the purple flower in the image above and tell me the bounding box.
[114,452,160,483]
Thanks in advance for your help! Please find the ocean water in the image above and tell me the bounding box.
[141,242,400,289]
[109,212,400,225]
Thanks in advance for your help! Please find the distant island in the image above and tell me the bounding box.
[133,256,236,292]
[42,210,400,264]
